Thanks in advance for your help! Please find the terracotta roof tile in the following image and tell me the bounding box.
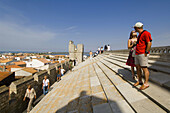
[0,65,21,72]
[0,65,21,68]
[55,55,65,57]
[52,61,59,63]
[0,59,13,63]
[38,58,50,64]
[12,61,26,65]
[0,72,12,81]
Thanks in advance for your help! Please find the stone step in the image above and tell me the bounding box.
[110,54,170,68]
[62,67,90,113]
[110,53,162,59]
[108,55,170,75]
[111,53,170,63]
[94,59,167,113]
[89,63,109,112]
[93,62,134,113]
[103,56,170,90]
[99,58,170,112]
[93,103,113,113]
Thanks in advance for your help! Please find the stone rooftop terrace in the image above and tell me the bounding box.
[30,51,170,113]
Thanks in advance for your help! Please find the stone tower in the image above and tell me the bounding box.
[69,41,84,63]
[69,41,76,60]
[76,44,84,63]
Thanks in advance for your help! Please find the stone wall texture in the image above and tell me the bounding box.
[0,86,9,113]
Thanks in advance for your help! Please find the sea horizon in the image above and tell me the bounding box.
[0,51,90,56]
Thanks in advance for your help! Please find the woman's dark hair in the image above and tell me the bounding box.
[129,31,137,39]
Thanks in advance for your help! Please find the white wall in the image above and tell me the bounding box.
[30,56,37,59]
[25,57,31,59]
[35,64,49,70]
[26,59,44,68]
[0,63,6,65]
[49,55,55,58]
[15,57,21,61]
[15,70,32,77]
[11,68,23,72]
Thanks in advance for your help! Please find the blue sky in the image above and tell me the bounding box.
[0,0,170,52]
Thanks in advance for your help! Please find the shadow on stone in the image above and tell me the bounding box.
[55,91,124,113]
[117,69,137,83]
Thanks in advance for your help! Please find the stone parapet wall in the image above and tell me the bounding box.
[0,61,70,113]
[104,46,170,62]
[150,46,170,54]
[105,46,170,55]
[9,76,35,113]
[0,86,9,113]
[34,70,48,98]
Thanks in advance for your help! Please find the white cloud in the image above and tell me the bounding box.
[0,21,58,51]
[0,2,29,24]
[65,26,77,30]
[0,2,82,52]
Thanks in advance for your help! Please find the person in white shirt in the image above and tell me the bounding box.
[61,67,65,76]
[23,85,36,113]
[89,51,93,60]
[107,44,111,51]
[42,76,50,95]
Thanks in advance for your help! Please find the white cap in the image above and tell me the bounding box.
[134,22,143,28]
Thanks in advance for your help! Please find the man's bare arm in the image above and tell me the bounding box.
[145,42,152,56]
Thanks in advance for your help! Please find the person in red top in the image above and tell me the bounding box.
[133,22,152,90]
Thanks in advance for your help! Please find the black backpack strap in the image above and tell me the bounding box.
[136,30,146,44]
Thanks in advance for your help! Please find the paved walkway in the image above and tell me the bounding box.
[30,54,170,113]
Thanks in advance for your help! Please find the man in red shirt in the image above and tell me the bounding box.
[134,22,152,90]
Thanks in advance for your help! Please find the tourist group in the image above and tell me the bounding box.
[89,44,111,59]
